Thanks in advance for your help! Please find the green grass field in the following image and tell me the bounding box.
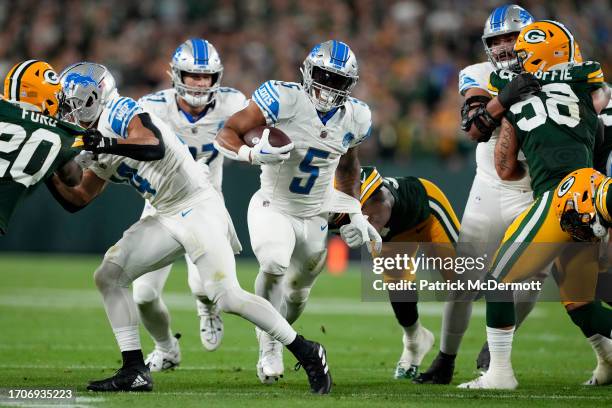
[0,254,610,407]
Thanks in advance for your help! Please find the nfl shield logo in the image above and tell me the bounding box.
[320,130,327,139]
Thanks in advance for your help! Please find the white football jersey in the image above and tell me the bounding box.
[138,87,247,192]
[89,95,214,213]
[459,62,531,190]
[252,80,371,218]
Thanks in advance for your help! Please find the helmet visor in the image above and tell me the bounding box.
[311,66,354,92]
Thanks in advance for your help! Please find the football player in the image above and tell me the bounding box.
[215,40,381,384]
[459,20,612,389]
[0,60,84,235]
[49,62,333,394]
[132,38,248,371]
[329,166,460,380]
[416,4,544,385]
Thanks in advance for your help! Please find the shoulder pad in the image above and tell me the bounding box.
[107,96,142,138]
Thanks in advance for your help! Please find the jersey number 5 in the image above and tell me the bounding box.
[289,147,330,195]
[0,122,61,187]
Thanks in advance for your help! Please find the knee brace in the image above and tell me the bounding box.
[93,260,131,293]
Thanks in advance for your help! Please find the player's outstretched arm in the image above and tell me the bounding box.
[45,169,107,213]
[76,113,165,161]
[494,118,525,181]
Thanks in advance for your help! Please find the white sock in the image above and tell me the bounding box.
[588,334,612,363]
[403,320,421,342]
[113,325,141,352]
[486,326,515,374]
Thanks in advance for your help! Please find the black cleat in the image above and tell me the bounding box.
[87,365,153,392]
[413,351,455,384]
[293,336,332,394]
[476,341,490,371]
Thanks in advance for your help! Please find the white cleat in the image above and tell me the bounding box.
[197,300,223,351]
[458,370,518,390]
[584,335,612,385]
[394,326,435,380]
[145,334,181,372]
[256,328,284,384]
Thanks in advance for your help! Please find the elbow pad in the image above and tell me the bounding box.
[461,95,500,143]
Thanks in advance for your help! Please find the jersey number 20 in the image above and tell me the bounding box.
[0,122,61,187]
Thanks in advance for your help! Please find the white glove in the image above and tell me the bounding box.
[340,212,382,254]
[239,128,294,165]
[74,150,96,169]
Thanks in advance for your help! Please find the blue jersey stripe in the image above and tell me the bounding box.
[252,91,278,122]
[120,105,140,137]
[263,81,279,100]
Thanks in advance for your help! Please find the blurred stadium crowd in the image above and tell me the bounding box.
[0,0,609,161]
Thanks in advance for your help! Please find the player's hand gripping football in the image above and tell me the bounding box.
[340,212,382,254]
[72,129,117,153]
[497,72,541,108]
[249,128,294,165]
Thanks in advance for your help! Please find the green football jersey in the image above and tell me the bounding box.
[489,62,605,198]
[594,83,612,175]
[0,99,81,234]
[329,166,430,242]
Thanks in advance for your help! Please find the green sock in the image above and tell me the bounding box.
[486,301,515,328]
[568,301,612,338]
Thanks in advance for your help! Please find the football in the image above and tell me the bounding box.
[243,126,292,148]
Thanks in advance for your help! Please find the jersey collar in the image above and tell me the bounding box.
[176,99,215,124]
[317,107,339,126]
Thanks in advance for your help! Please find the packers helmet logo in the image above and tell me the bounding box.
[43,69,59,85]
[524,29,547,44]
[557,176,575,197]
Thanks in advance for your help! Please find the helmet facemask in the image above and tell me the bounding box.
[483,33,521,71]
[170,65,223,108]
[302,63,357,112]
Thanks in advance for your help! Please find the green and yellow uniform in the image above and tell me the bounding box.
[594,83,612,175]
[486,62,605,302]
[330,166,460,245]
[0,99,81,234]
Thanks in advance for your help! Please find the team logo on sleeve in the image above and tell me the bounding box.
[524,29,547,44]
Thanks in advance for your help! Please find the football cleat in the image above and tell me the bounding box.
[292,335,332,394]
[256,328,284,384]
[145,333,181,372]
[458,370,518,390]
[584,337,612,385]
[198,300,224,351]
[476,341,490,371]
[394,326,434,380]
[413,351,455,384]
[87,365,152,392]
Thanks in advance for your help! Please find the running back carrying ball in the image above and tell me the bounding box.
[243,126,292,148]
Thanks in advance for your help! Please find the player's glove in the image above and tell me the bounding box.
[74,150,96,169]
[72,129,117,153]
[340,212,383,254]
[239,128,294,165]
[497,72,541,109]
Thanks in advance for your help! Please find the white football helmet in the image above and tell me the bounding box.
[59,62,117,128]
[482,4,534,71]
[169,39,223,107]
[301,40,359,112]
